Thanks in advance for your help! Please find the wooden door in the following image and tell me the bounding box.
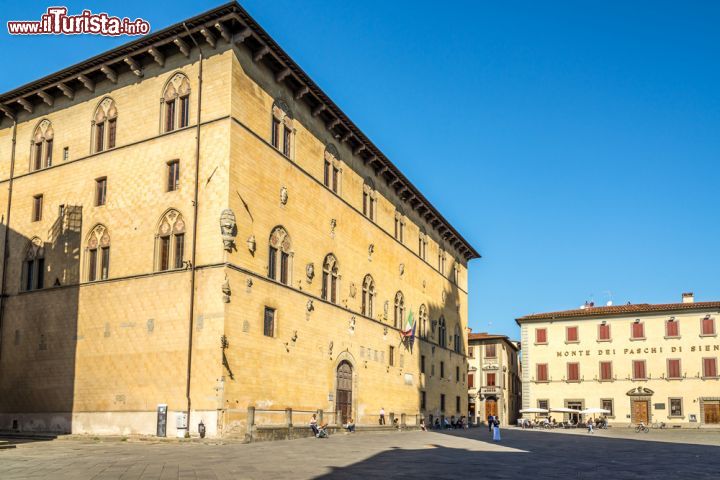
[632,400,649,424]
[336,361,353,425]
[704,403,720,424]
[486,399,498,418]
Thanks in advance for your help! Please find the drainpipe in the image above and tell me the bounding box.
[182,22,203,436]
[0,115,18,362]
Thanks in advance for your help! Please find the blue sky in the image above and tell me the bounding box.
[2,1,719,339]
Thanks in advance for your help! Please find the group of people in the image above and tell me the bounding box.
[518,415,609,431]
[428,415,468,430]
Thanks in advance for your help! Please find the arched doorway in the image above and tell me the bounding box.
[336,361,353,425]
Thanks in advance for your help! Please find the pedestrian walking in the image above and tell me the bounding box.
[379,407,386,425]
[492,419,501,442]
[587,418,594,434]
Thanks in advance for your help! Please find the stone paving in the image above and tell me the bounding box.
[0,427,719,479]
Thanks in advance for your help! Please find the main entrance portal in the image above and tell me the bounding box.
[336,361,353,425]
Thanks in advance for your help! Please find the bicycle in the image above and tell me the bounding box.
[635,422,649,433]
[651,421,666,429]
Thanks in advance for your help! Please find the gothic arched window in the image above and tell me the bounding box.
[162,73,191,132]
[92,97,118,152]
[418,304,428,339]
[394,291,405,329]
[268,226,292,285]
[31,119,53,171]
[361,274,375,318]
[271,99,293,158]
[86,224,111,281]
[22,237,44,291]
[453,324,462,353]
[438,316,447,348]
[321,254,339,303]
[155,209,186,271]
[362,177,377,221]
[324,144,342,194]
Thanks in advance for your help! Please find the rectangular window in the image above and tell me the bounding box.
[167,160,180,191]
[599,361,612,381]
[598,323,611,341]
[36,257,44,289]
[63,146,69,162]
[538,399,549,414]
[107,118,116,149]
[601,399,614,417]
[95,177,107,206]
[468,346,474,358]
[100,247,110,280]
[567,362,580,382]
[485,344,496,358]
[456,366,460,382]
[159,236,170,271]
[324,160,331,188]
[703,357,717,378]
[421,391,426,410]
[173,234,184,269]
[332,167,339,193]
[45,139,53,167]
[667,359,681,379]
[280,252,289,285]
[179,96,190,128]
[566,326,579,343]
[34,142,43,170]
[263,307,275,337]
[166,99,176,132]
[389,346,395,366]
[440,394,445,412]
[633,360,647,380]
[669,398,683,417]
[486,373,496,386]
[535,328,547,344]
[32,194,43,222]
[666,319,679,338]
[440,361,445,378]
[536,363,548,382]
[456,396,460,413]
[95,122,104,152]
[468,373,474,388]
[631,322,645,339]
[88,249,97,282]
[271,118,280,148]
[421,355,426,374]
[25,260,34,291]
[282,127,292,157]
[702,317,716,336]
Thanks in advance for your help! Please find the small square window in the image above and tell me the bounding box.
[535,328,547,344]
[566,326,579,343]
[631,321,645,339]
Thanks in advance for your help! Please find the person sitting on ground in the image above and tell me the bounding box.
[420,417,427,431]
[450,416,456,429]
[443,417,451,429]
[345,418,355,433]
[434,418,440,429]
[393,417,400,429]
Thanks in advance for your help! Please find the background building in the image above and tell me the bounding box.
[518,293,720,427]
[467,331,520,426]
[0,2,479,437]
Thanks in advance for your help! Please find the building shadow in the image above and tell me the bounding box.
[314,429,720,479]
[0,206,81,434]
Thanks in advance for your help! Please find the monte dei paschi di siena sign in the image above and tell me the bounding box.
[557,343,720,357]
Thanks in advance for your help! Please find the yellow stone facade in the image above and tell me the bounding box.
[518,294,720,427]
[0,3,477,438]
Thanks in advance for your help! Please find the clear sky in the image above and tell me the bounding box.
[1,1,719,340]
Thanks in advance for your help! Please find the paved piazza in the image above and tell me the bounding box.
[1,428,719,479]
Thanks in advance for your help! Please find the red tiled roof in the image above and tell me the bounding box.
[468,332,519,350]
[516,301,720,323]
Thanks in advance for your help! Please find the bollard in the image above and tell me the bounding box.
[389,412,395,426]
[246,406,255,438]
[401,413,406,428]
[317,409,323,424]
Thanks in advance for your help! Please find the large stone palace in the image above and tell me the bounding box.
[0,2,479,437]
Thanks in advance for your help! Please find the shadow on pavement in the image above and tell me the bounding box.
[315,429,719,479]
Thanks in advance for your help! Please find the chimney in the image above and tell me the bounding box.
[682,292,694,304]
